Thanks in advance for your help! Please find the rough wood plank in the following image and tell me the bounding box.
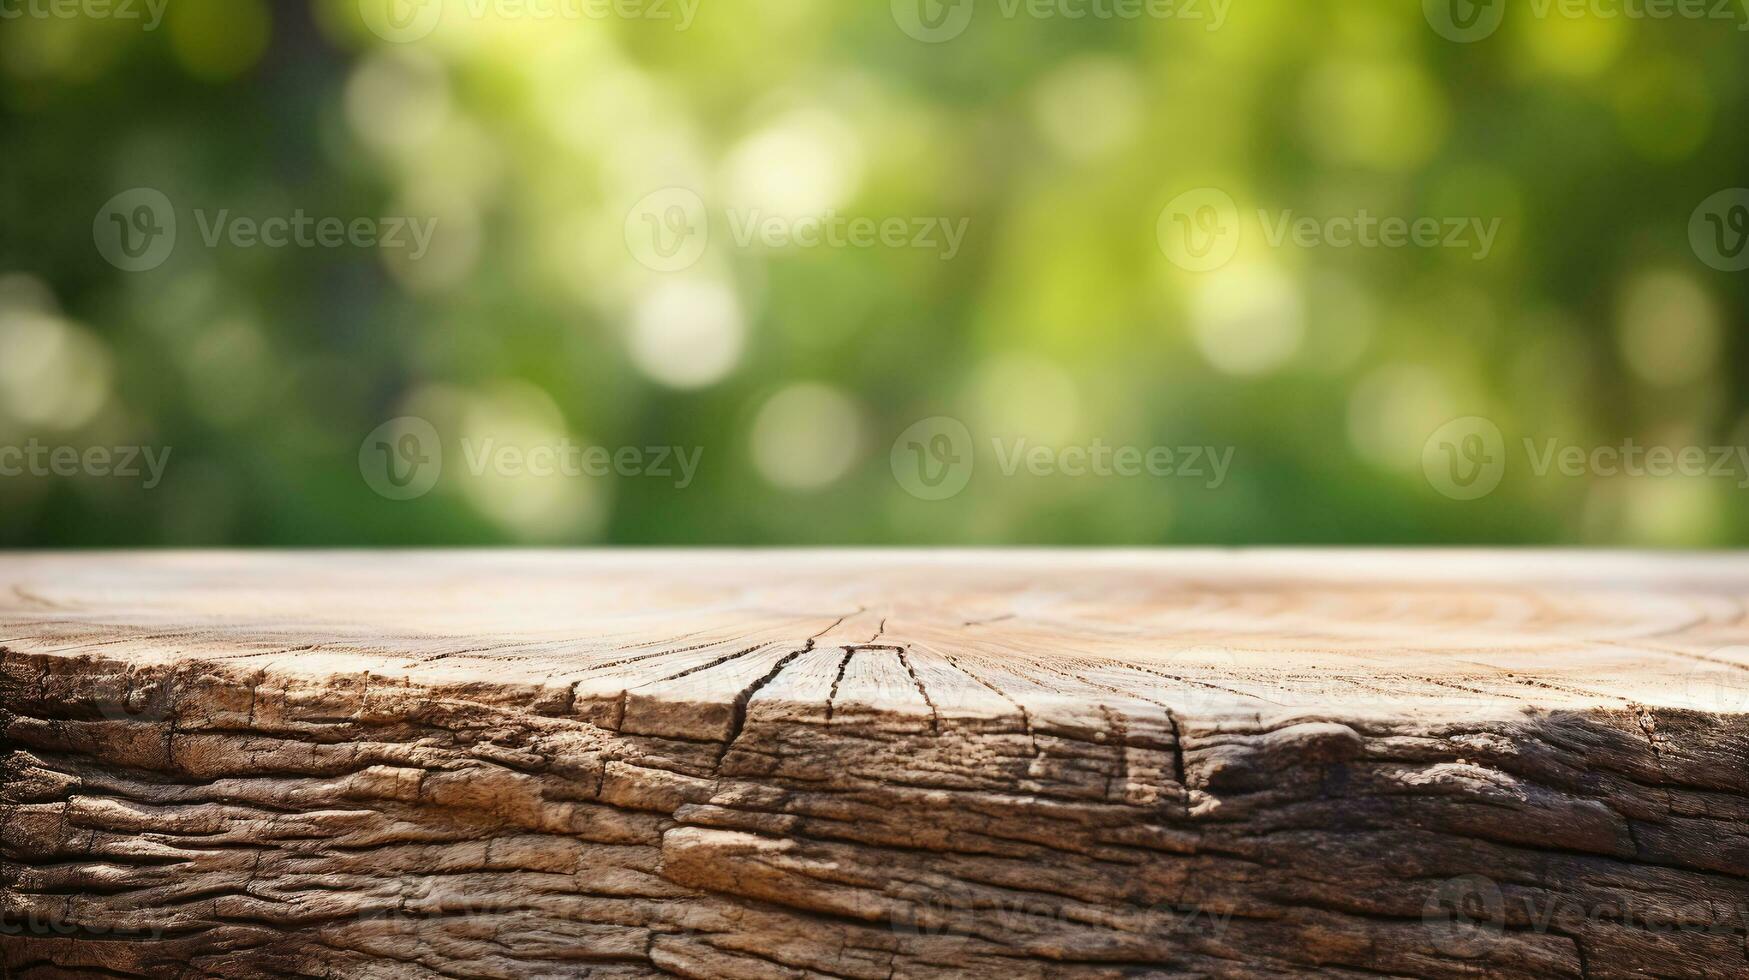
[2,550,1748,978]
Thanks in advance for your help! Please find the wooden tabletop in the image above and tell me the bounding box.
[5,551,1748,978]
[2,550,1745,722]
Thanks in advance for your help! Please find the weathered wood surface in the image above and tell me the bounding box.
[2,550,1747,978]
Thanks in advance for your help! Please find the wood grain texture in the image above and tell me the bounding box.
[2,550,1747,978]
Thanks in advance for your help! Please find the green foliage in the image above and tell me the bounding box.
[1,0,1745,545]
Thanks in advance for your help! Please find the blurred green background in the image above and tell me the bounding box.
[1,0,1745,547]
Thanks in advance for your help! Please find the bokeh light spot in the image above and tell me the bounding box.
[169,0,270,82]
[1300,60,1448,172]
[628,279,745,390]
[0,307,112,431]
[969,352,1081,444]
[1516,11,1627,79]
[1347,364,1457,474]
[1616,270,1719,388]
[1623,476,1719,547]
[457,381,604,541]
[723,109,863,220]
[750,383,863,491]
[1030,57,1142,162]
[346,49,452,156]
[1190,263,1305,376]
